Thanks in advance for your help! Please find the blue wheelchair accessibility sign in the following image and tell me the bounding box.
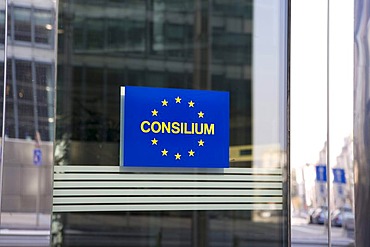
[33,148,42,166]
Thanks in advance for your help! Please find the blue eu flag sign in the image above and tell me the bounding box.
[120,86,229,168]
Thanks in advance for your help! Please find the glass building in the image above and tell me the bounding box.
[0,0,360,247]
[52,1,288,246]
[1,2,55,141]
[0,0,55,222]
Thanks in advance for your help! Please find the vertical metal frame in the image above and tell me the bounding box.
[286,0,291,246]
[11,58,19,138]
[32,60,39,134]
[326,0,332,246]
[0,0,9,224]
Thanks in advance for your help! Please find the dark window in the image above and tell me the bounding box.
[126,21,146,53]
[0,11,5,44]
[107,19,126,49]
[36,63,52,87]
[86,19,104,49]
[14,7,32,42]
[73,17,85,50]
[34,10,53,45]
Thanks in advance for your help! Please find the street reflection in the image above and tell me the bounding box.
[291,139,355,246]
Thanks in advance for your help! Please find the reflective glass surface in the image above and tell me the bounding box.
[355,0,370,245]
[0,1,56,246]
[52,0,288,246]
[290,1,354,246]
[54,0,288,246]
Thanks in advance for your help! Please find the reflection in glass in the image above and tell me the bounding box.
[355,0,370,244]
[0,1,56,245]
[14,7,32,42]
[34,10,54,45]
[54,0,288,246]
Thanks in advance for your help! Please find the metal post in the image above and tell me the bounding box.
[326,0,332,246]
[0,0,9,227]
[11,59,19,138]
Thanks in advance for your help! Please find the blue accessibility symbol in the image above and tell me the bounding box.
[33,148,42,166]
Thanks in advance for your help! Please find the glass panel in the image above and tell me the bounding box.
[328,1,354,245]
[290,1,329,245]
[36,63,54,141]
[354,0,369,244]
[106,19,125,49]
[34,10,54,45]
[291,1,355,246]
[53,0,288,246]
[0,1,57,246]
[0,11,5,44]
[13,7,32,42]
[86,19,104,50]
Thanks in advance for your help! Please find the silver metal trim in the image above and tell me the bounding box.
[53,189,283,196]
[0,0,9,226]
[53,196,283,204]
[53,165,282,174]
[54,173,282,182]
[53,203,283,212]
[54,181,282,189]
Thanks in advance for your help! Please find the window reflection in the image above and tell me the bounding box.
[53,0,288,246]
[0,60,54,141]
[0,11,5,44]
[34,10,53,44]
[0,1,56,238]
[1,6,55,46]
[14,7,32,42]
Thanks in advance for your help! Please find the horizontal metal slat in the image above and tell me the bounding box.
[52,166,284,212]
[53,181,282,189]
[53,189,283,197]
[53,196,282,204]
[54,173,282,182]
[54,166,282,175]
[53,203,283,212]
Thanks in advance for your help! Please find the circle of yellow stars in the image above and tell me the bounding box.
[148,96,206,160]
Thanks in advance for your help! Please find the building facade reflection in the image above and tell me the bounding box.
[0,0,56,229]
[53,0,289,246]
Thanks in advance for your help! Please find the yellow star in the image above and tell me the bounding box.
[188,150,195,156]
[161,149,168,156]
[188,101,195,107]
[198,139,204,146]
[161,99,168,106]
[151,138,158,145]
[175,96,182,103]
[152,109,158,116]
[175,153,181,160]
[198,111,204,118]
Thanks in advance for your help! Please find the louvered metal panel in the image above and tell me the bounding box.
[53,166,283,212]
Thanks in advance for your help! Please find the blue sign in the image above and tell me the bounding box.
[33,148,42,166]
[319,183,325,195]
[120,86,229,168]
[338,184,343,195]
[333,168,346,184]
[316,165,327,182]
